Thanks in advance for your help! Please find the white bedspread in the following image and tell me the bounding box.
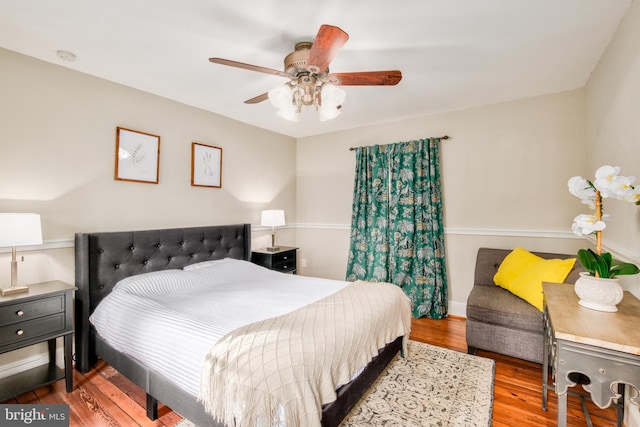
[90,258,349,397]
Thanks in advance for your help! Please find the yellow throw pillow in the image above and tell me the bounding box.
[493,247,543,287]
[506,258,576,311]
[494,248,576,311]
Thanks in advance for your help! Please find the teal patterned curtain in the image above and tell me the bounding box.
[346,138,447,319]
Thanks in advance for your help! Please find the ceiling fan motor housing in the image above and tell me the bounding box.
[284,41,328,77]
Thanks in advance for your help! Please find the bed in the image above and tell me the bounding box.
[74,223,410,427]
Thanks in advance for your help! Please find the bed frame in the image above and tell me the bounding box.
[74,223,402,427]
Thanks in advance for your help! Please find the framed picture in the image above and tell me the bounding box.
[115,127,161,184]
[191,142,222,188]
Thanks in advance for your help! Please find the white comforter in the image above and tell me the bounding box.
[90,258,349,397]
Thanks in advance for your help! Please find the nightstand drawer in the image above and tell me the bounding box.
[0,295,65,326]
[251,246,298,274]
[0,313,66,347]
[272,251,295,267]
[275,260,296,273]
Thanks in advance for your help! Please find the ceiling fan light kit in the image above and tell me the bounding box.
[210,24,401,122]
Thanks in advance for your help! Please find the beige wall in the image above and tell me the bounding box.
[0,48,296,370]
[296,90,587,314]
[583,3,640,423]
[584,0,640,296]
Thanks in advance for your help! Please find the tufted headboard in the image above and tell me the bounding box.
[74,223,251,372]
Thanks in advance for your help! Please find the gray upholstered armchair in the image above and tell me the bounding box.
[465,248,583,364]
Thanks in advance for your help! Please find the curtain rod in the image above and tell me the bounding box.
[348,135,450,151]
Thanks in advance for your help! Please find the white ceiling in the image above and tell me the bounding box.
[0,0,632,138]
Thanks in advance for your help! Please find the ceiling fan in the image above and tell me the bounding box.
[209,24,402,121]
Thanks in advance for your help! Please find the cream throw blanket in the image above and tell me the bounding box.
[199,281,412,427]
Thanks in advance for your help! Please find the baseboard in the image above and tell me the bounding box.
[448,300,467,318]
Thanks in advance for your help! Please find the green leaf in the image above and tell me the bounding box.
[611,262,640,276]
[601,252,613,270]
[589,249,610,278]
[577,249,597,272]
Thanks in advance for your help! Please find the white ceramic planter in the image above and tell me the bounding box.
[574,272,624,312]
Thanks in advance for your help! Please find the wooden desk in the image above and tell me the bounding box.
[542,282,640,427]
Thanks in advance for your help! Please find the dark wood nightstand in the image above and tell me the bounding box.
[0,280,75,401]
[251,246,298,274]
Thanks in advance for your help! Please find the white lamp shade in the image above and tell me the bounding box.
[321,84,346,108]
[276,108,299,122]
[268,85,293,109]
[260,210,285,227]
[319,106,342,122]
[0,213,43,247]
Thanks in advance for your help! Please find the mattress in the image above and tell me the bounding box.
[89,258,349,397]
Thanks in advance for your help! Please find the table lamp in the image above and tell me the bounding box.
[0,213,43,296]
[260,210,285,252]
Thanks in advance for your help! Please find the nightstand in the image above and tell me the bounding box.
[251,246,298,274]
[0,280,75,401]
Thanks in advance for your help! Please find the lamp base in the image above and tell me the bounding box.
[1,285,29,296]
[266,246,280,252]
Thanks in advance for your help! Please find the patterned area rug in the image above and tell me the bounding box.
[176,340,495,427]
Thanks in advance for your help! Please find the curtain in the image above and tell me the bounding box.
[346,138,448,319]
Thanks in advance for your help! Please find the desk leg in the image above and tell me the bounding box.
[64,334,73,392]
[617,384,624,427]
[558,391,568,427]
[542,323,549,410]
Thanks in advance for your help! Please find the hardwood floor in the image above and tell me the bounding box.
[3,316,618,426]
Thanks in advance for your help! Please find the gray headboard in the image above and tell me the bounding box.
[74,223,251,372]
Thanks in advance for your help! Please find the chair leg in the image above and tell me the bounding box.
[467,345,478,355]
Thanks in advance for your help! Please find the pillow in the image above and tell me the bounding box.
[493,247,543,287]
[183,258,232,271]
[494,248,576,311]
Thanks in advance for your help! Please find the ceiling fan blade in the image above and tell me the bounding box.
[306,25,349,74]
[244,93,269,104]
[209,58,290,78]
[327,70,402,86]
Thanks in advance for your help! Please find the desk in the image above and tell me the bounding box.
[542,282,640,427]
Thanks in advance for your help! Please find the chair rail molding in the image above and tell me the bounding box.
[296,223,579,239]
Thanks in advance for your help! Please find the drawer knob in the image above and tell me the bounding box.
[16,310,24,317]
[16,329,24,336]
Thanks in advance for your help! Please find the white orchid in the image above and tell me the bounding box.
[624,186,640,204]
[609,175,637,200]
[594,165,626,198]
[568,165,640,278]
[568,176,595,200]
[571,214,607,236]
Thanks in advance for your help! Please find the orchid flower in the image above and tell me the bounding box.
[571,214,606,236]
[568,165,640,278]
[609,175,637,200]
[594,165,621,198]
[624,186,640,204]
[567,176,597,209]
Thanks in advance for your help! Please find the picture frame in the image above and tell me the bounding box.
[191,142,222,188]
[115,127,161,184]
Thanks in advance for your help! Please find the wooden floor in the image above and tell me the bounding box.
[3,316,618,426]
